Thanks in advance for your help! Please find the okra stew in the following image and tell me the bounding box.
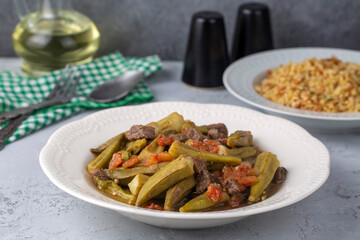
[87,112,287,212]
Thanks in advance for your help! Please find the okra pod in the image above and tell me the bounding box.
[164,176,196,211]
[248,152,280,202]
[90,133,124,154]
[169,140,242,166]
[88,133,126,173]
[156,112,185,133]
[136,155,194,206]
[128,174,150,195]
[227,131,253,148]
[179,192,230,212]
[96,177,136,205]
[105,162,168,180]
[146,122,162,137]
[181,121,208,135]
[126,138,147,155]
[218,145,257,159]
[138,137,165,162]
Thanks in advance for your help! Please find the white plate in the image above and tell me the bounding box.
[39,102,329,229]
[223,47,360,132]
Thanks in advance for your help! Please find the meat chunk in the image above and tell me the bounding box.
[171,133,188,142]
[223,178,243,195]
[202,123,228,139]
[126,125,155,140]
[272,167,288,184]
[195,172,211,194]
[207,129,220,140]
[191,157,207,174]
[196,171,220,194]
[212,170,224,183]
[190,157,220,194]
[228,189,250,208]
[171,197,189,211]
[184,127,206,141]
[92,169,110,181]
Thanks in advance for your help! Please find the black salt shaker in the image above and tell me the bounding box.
[231,3,274,62]
[182,11,229,88]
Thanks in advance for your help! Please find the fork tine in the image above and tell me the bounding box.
[46,64,71,100]
[55,66,75,97]
[67,69,83,97]
[59,68,80,99]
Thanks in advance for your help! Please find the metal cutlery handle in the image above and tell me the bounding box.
[0,99,57,124]
[0,114,29,150]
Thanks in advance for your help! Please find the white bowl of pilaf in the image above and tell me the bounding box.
[223,47,360,132]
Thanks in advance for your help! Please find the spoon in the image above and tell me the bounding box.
[0,71,143,149]
[88,71,143,103]
[0,70,144,123]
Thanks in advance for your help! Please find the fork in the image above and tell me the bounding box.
[0,65,82,124]
[0,65,82,150]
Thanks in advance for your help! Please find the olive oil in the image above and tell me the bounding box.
[12,10,100,77]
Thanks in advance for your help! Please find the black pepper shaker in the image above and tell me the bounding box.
[182,11,229,88]
[231,3,274,62]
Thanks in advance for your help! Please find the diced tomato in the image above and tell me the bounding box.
[236,176,258,186]
[220,138,228,144]
[208,145,219,154]
[189,139,205,149]
[143,156,158,167]
[157,135,175,146]
[203,139,220,153]
[143,152,173,167]
[156,152,173,162]
[203,139,220,145]
[222,164,258,191]
[122,156,139,168]
[206,184,223,203]
[144,202,164,210]
[108,152,123,170]
[235,164,258,176]
[188,139,220,154]
[239,185,247,191]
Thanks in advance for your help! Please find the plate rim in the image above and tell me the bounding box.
[223,47,360,121]
[39,101,330,220]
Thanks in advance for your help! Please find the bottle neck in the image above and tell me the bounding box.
[14,0,73,21]
[39,0,73,19]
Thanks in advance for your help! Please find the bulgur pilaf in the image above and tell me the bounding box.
[254,56,360,112]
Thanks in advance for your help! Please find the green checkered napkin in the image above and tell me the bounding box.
[0,52,162,145]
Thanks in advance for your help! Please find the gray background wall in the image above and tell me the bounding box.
[1,0,360,60]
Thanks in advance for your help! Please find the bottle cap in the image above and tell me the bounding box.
[231,3,274,62]
[182,11,229,88]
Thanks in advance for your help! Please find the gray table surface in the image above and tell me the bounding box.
[0,59,359,240]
